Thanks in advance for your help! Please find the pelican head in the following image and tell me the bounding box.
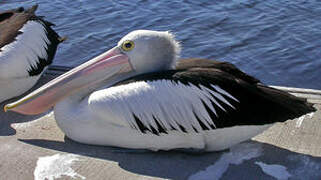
[5,30,181,115]
[118,30,180,72]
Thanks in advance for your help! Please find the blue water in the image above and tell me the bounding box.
[1,0,321,89]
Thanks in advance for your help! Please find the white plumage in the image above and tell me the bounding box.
[51,79,270,151]
[89,80,238,133]
[0,21,49,78]
[0,19,55,103]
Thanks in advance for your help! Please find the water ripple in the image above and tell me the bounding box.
[1,0,320,89]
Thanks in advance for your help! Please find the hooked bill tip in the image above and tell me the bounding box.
[3,103,15,112]
[3,104,9,112]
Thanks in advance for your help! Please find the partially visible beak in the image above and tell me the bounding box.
[4,47,132,115]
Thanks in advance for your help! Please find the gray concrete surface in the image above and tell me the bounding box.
[0,74,320,180]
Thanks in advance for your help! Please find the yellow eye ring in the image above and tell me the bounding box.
[121,40,135,51]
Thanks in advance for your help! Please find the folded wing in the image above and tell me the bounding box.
[88,59,315,135]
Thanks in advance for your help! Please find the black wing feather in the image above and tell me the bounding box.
[0,5,62,76]
[117,59,316,133]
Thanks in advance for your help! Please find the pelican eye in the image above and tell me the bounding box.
[121,40,135,51]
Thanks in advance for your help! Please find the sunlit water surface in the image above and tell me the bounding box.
[1,0,321,89]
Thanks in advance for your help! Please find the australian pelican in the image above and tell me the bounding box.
[0,5,63,103]
[5,30,315,151]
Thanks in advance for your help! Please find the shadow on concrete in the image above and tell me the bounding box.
[19,137,321,180]
[0,100,50,136]
[0,75,55,136]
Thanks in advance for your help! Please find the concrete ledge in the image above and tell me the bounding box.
[270,86,321,95]
[271,86,321,104]
[0,73,320,180]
